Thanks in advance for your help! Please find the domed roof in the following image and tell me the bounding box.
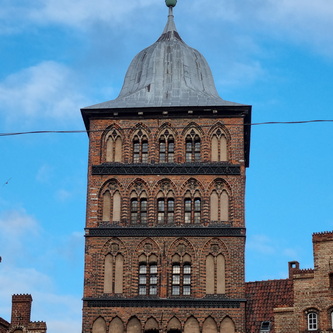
[85,6,242,109]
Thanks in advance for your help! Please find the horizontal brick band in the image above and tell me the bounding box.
[84,298,245,308]
[86,227,245,237]
[92,163,241,175]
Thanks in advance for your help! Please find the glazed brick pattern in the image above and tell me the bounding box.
[83,236,245,299]
[82,114,248,333]
[82,305,246,333]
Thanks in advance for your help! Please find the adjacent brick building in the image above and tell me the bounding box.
[0,294,47,333]
[246,231,333,333]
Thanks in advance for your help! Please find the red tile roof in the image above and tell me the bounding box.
[0,317,10,333]
[246,279,294,333]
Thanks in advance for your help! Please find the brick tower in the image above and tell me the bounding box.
[81,2,251,333]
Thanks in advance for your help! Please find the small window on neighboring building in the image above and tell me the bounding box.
[260,321,271,333]
[307,312,318,331]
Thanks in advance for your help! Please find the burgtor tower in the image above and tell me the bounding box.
[81,1,251,332]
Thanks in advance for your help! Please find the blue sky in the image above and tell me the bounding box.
[1,0,333,332]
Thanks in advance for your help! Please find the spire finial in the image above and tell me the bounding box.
[165,0,177,8]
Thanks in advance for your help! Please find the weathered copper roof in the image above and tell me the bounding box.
[245,279,294,333]
[84,6,243,110]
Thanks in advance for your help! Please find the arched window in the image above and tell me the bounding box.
[171,254,191,296]
[185,130,201,162]
[211,129,227,162]
[167,317,182,333]
[102,190,121,222]
[138,254,158,296]
[127,317,141,333]
[184,191,201,224]
[130,191,148,224]
[210,190,229,222]
[206,253,225,294]
[159,130,174,163]
[109,317,124,333]
[157,191,174,224]
[330,310,333,329]
[133,130,148,163]
[144,318,159,333]
[203,317,218,333]
[307,311,318,331]
[104,253,124,294]
[106,129,122,163]
[92,317,107,333]
[220,317,235,333]
[184,317,200,333]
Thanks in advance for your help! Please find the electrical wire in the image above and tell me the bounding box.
[0,119,332,137]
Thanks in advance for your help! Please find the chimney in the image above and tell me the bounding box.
[288,261,299,279]
[11,294,32,327]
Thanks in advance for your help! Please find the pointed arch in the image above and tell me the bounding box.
[209,179,232,223]
[103,126,123,163]
[209,123,231,162]
[220,317,235,333]
[127,317,141,333]
[144,318,159,332]
[206,254,215,294]
[131,126,150,163]
[115,254,124,293]
[92,317,107,333]
[203,238,228,295]
[203,317,218,333]
[103,191,111,222]
[113,191,121,222]
[184,317,200,333]
[100,180,122,223]
[167,317,182,332]
[216,254,226,293]
[104,254,113,293]
[109,317,124,333]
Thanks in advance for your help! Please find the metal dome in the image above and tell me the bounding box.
[85,7,242,109]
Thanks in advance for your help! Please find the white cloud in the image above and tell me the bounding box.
[192,0,333,57]
[0,210,40,264]
[0,267,81,333]
[247,234,276,254]
[0,61,88,126]
[0,209,38,237]
[36,164,54,183]
[2,0,159,31]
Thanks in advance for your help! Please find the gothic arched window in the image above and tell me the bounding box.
[157,191,174,224]
[130,191,148,224]
[185,130,201,162]
[104,252,124,294]
[211,129,227,162]
[184,191,201,224]
[138,254,158,296]
[133,130,149,163]
[171,254,191,296]
[102,187,121,223]
[105,129,122,163]
[159,130,175,163]
[210,189,229,222]
[206,253,225,294]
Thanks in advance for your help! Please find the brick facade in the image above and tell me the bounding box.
[81,106,251,333]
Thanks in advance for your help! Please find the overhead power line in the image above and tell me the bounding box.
[0,119,332,137]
